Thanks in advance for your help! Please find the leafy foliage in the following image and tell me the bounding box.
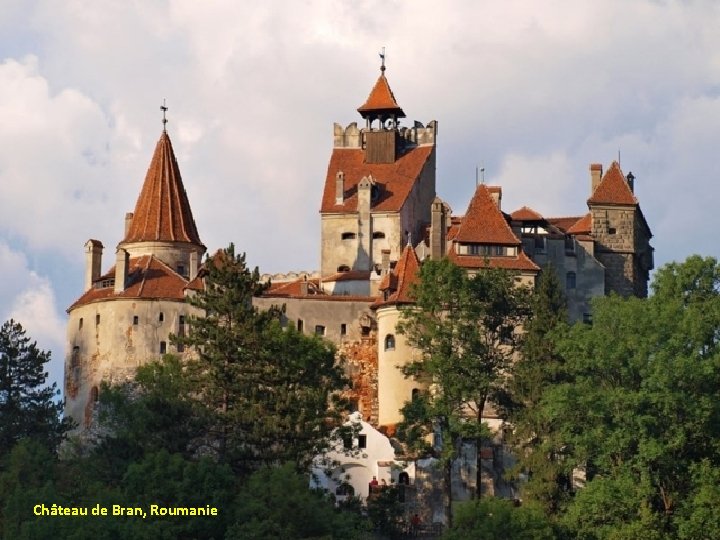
[397,258,527,523]
[443,497,554,540]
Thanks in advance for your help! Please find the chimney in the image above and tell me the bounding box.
[430,197,447,260]
[299,276,309,296]
[626,171,635,193]
[114,248,129,294]
[590,163,603,194]
[84,239,104,291]
[488,186,502,210]
[189,251,199,280]
[124,213,134,238]
[380,249,391,277]
[335,171,345,205]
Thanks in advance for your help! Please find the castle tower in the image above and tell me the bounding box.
[373,243,426,429]
[64,125,206,429]
[320,59,437,278]
[587,162,653,297]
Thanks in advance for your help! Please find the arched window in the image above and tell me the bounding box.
[566,271,576,290]
[384,334,396,351]
[372,231,386,239]
[398,472,410,485]
[90,386,99,403]
[336,483,355,496]
[341,232,356,240]
[412,388,421,400]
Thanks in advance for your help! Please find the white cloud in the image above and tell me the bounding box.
[0,242,65,389]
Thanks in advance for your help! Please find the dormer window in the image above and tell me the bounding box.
[467,244,505,256]
[341,232,356,240]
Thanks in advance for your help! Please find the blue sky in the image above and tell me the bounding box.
[1,0,719,389]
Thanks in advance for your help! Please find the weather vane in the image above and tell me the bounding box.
[379,47,386,72]
[161,99,168,132]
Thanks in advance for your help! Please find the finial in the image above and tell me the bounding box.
[160,99,168,132]
[379,47,386,73]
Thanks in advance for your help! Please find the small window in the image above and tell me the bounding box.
[297,319,304,333]
[90,386,99,403]
[96,314,100,326]
[566,271,576,290]
[133,315,139,325]
[583,312,593,325]
[315,325,326,336]
[179,315,186,325]
[372,231,386,239]
[177,316,186,351]
[160,341,167,354]
[159,312,164,322]
[398,472,410,485]
[358,434,367,449]
[177,264,185,276]
[361,325,370,337]
[384,334,396,351]
[412,388,421,400]
[341,232,356,240]
[337,265,351,273]
[71,346,80,368]
[78,318,83,330]
[340,323,347,336]
[608,227,616,235]
[534,236,546,253]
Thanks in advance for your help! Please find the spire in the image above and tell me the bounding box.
[357,52,406,120]
[122,131,203,246]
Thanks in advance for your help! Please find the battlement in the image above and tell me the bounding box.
[333,120,437,149]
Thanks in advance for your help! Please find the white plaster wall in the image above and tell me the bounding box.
[376,305,425,427]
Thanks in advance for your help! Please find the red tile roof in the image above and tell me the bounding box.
[567,213,592,235]
[265,278,322,297]
[454,184,520,245]
[357,72,405,118]
[511,206,544,221]
[375,244,420,307]
[123,131,204,246]
[587,161,638,206]
[320,146,434,214]
[448,250,540,272]
[69,255,188,310]
[546,216,585,233]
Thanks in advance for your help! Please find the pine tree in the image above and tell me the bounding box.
[0,320,69,458]
[505,264,570,514]
[175,244,348,473]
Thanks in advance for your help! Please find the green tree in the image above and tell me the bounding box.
[443,497,555,540]
[535,256,720,538]
[175,244,348,473]
[226,463,366,540]
[0,319,69,457]
[397,259,527,522]
[506,265,571,514]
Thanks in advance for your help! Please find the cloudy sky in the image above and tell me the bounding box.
[1,0,719,388]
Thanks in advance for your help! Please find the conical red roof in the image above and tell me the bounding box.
[587,161,637,206]
[376,244,420,306]
[454,184,520,245]
[357,71,405,119]
[123,131,203,245]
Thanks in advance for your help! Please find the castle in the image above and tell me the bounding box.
[64,61,654,466]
